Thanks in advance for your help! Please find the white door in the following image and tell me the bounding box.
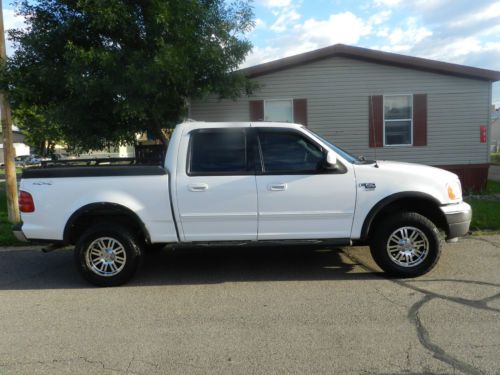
[255,128,356,240]
[176,128,258,241]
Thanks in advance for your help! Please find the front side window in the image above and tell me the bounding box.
[264,100,293,122]
[188,129,249,175]
[258,130,325,174]
[384,95,412,146]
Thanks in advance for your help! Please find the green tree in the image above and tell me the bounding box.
[13,105,64,157]
[4,0,255,151]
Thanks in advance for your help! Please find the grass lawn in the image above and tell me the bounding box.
[481,180,500,195]
[465,199,500,232]
[0,182,25,246]
[0,167,24,174]
[491,152,500,166]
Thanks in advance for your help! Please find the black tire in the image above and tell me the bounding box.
[369,212,442,278]
[75,223,143,287]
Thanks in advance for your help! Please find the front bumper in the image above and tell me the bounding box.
[12,222,28,242]
[440,202,472,239]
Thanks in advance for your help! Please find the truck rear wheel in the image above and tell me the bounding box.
[75,223,143,286]
[369,212,442,277]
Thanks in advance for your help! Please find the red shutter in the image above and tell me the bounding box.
[413,94,427,146]
[369,95,383,148]
[293,99,308,126]
[249,100,264,121]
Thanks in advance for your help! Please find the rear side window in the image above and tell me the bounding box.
[188,129,250,175]
[258,130,325,174]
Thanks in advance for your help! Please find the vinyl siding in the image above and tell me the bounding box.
[190,56,491,165]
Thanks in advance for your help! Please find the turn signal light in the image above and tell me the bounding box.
[447,185,456,200]
[19,191,35,213]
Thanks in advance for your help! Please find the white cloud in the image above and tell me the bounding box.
[244,11,372,68]
[256,0,292,8]
[241,46,282,68]
[448,2,500,27]
[270,8,300,32]
[254,18,267,29]
[3,9,25,30]
[369,10,392,25]
[296,12,371,46]
[387,18,432,45]
[2,8,26,56]
[373,0,401,6]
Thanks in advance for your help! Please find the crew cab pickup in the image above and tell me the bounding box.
[13,122,472,286]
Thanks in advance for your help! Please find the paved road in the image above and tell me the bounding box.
[490,165,500,182]
[0,237,499,375]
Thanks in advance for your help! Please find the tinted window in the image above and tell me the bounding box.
[189,129,249,174]
[258,130,324,174]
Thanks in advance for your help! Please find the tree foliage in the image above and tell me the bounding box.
[13,104,64,156]
[4,0,255,151]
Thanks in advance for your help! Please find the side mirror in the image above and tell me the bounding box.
[325,151,338,170]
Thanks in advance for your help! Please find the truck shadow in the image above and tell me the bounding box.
[0,246,381,290]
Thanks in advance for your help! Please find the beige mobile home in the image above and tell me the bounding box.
[190,44,500,191]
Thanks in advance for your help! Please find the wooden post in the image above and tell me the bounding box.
[0,1,20,223]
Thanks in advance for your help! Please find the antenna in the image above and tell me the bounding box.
[369,95,380,168]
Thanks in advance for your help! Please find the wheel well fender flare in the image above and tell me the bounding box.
[360,192,442,241]
[63,202,151,244]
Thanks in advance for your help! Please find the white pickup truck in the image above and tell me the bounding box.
[14,122,471,286]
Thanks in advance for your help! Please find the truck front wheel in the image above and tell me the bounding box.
[75,223,143,286]
[369,212,442,277]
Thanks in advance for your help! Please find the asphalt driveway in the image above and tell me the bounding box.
[0,237,499,375]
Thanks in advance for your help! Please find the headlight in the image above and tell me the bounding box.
[446,180,462,201]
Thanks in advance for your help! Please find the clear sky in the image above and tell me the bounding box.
[2,0,500,106]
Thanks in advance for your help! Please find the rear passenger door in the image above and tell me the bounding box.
[175,128,258,241]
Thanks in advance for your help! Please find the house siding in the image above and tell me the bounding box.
[190,56,491,167]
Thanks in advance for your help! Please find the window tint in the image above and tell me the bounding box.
[258,130,324,174]
[189,130,248,174]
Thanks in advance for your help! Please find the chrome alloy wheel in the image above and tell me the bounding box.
[386,226,429,267]
[85,237,127,277]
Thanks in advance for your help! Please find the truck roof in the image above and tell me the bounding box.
[176,121,305,132]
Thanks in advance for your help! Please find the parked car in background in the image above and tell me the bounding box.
[14,155,31,168]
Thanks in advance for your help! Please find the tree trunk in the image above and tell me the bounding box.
[39,140,47,157]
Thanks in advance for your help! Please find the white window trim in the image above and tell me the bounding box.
[383,94,413,147]
[264,98,294,123]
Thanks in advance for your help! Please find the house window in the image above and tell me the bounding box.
[264,100,293,122]
[384,95,412,146]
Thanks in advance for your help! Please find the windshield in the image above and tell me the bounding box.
[301,128,359,164]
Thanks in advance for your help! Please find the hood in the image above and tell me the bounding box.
[353,160,462,204]
[374,160,459,182]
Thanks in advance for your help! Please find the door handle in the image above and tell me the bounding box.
[188,183,209,192]
[269,183,287,191]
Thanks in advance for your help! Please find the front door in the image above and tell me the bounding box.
[255,127,356,240]
[176,127,258,241]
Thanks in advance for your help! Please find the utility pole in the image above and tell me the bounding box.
[0,0,20,223]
